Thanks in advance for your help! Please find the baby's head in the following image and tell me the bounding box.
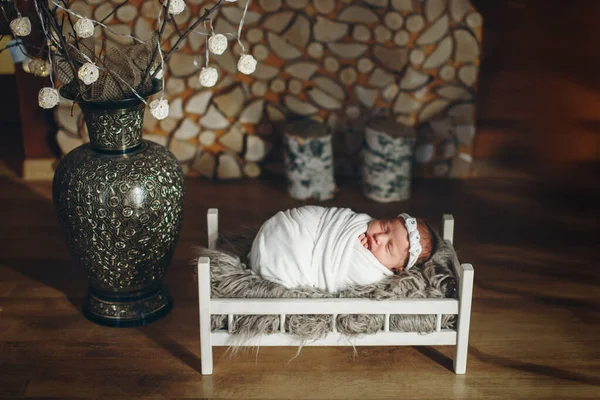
[363,214,435,273]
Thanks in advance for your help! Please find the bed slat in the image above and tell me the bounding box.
[384,314,390,332]
[228,314,233,334]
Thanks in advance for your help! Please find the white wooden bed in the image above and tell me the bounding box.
[198,209,474,375]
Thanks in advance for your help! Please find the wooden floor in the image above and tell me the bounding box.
[0,161,598,399]
[2,0,600,397]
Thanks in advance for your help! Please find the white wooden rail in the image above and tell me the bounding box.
[207,208,218,250]
[199,209,474,376]
[442,214,454,245]
[210,298,459,315]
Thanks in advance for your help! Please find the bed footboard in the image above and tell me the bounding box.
[199,209,474,375]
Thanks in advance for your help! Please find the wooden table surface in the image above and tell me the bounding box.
[0,161,598,399]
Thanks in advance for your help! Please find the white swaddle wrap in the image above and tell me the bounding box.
[249,206,393,293]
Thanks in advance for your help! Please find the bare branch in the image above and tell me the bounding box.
[39,0,80,91]
[57,0,79,49]
[139,0,172,87]
[161,0,224,65]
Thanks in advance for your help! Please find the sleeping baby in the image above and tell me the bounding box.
[248,206,435,294]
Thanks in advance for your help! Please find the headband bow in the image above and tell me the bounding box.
[399,213,421,270]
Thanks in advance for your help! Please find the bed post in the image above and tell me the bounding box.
[442,214,454,244]
[454,263,474,374]
[198,256,213,375]
[207,208,219,250]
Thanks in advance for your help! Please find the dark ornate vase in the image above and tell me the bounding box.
[53,89,185,327]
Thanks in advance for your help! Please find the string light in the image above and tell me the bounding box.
[69,44,167,121]
[168,0,186,16]
[38,87,60,109]
[10,17,31,37]
[29,0,254,114]
[149,99,169,120]
[237,54,257,75]
[198,19,219,87]
[32,0,58,109]
[52,2,143,44]
[24,2,174,119]
[28,58,51,77]
[78,62,100,85]
[74,17,95,39]
[199,67,218,87]
[208,33,228,55]
[234,0,255,75]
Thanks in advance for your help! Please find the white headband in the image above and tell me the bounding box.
[399,213,422,270]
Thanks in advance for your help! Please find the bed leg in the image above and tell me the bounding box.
[454,263,474,374]
[198,256,213,375]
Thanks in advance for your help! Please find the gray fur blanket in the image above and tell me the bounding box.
[196,227,459,341]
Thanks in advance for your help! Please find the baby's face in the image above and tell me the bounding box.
[359,217,410,271]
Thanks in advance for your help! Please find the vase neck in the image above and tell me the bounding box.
[79,101,146,153]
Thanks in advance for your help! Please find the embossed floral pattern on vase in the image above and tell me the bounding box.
[53,141,184,292]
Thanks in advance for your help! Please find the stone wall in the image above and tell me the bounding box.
[55,0,482,179]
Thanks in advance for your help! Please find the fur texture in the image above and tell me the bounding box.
[195,226,459,342]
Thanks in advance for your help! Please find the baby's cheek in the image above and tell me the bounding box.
[372,249,384,263]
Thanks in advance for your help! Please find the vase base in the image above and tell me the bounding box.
[83,285,172,328]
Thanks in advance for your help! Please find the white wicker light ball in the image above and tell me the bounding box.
[208,34,228,55]
[237,54,257,75]
[78,62,100,85]
[74,17,95,39]
[149,99,169,120]
[199,67,218,87]
[10,17,31,37]
[38,87,60,109]
[28,58,51,77]
[168,0,186,15]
